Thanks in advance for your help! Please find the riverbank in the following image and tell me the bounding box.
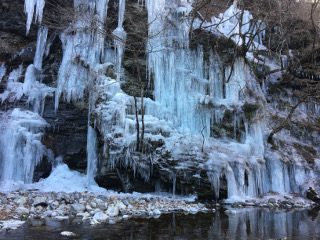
[0,189,316,232]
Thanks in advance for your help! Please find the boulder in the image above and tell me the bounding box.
[69,203,86,214]
[106,204,119,217]
[33,196,47,206]
[14,207,29,217]
[93,212,109,222]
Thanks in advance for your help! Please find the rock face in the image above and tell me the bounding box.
[42,98,88,173]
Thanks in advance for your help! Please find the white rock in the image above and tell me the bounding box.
[14,207,29,217]
[106,204,119,217]
[50,201,59,209]
[51,211,58,217]
[188,207,198,214]
[153,209,161,216]
[61,231,76,237]
[90,218,99,225]
[93,212,109,222]
[115,200,126,210]
[1,220,25,230]
[34,196,47,206]
[86,204,92,212]
[82,212,90,221]
[14,197,27,205]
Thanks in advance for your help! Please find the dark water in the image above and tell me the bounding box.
[1,208,320,240]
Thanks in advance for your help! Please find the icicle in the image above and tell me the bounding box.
[24,0,45,35]
[0,63,6,83]
[87,126,98,180]
[113,0,126,81]
[55,0,109,110]
[34,26,48,70]
[23,65,37,95]
[225,165,240,200]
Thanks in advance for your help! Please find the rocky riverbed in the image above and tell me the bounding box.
[0,190,317,232]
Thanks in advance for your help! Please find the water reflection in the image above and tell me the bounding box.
[1,208,320,240]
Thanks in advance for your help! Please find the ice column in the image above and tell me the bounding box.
[87,126,98,181]
[34,26,48,70]
[113,0,126,81]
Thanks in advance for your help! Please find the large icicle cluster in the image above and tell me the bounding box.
[24,0,45,35]
[55,0,110,110]
[0,109,50,183]
[87,0,315,200]
[0,8,53,184]
[0,0,315,200]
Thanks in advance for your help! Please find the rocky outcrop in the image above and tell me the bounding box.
[42,98,88,172]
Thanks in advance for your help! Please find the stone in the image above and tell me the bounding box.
[120,209,128,215]
[14,207,29,217]
[34,196,47,206]
[91,198,107,210]
[50,201,59,209]
[43,211,52,217]
[51,211,58,217]
[61,231,76,237]
[86,204,93,212]
[14,196,27,205]
[90,201,97,208]
[93,212,109,222]
[81,212,90,221]
[106,204,119,217]
[69,203,85,214]
[268,198,277,204]
[115,200,126,210]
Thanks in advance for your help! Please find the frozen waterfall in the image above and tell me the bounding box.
[0,109,49,183]
[0,0,311,200]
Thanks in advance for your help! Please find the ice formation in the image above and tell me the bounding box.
[34,26,48,70]
[24,0,45,35]
[112,0,126,81]
[0,109,49,183]
[0,0,315,201]
[0,63,6,83]
[55,0,110,110]
[0,13,53,184]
